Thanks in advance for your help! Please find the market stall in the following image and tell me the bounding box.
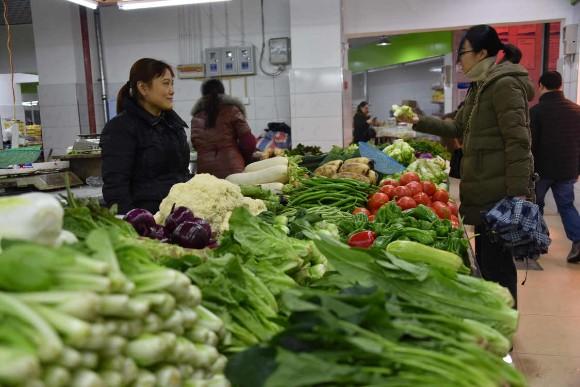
[0,141,523,387]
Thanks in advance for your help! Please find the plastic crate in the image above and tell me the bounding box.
[0,146,42,168]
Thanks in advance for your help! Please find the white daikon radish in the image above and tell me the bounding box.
[226,165,289,185]
[244,157,288,173]
[259,183,285,193]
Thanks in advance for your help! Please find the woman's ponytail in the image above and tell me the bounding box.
[201,79,226,128]
[501,43,523,64]
[116,81,132,114]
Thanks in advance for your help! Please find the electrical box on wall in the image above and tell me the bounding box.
[221,47,238,76]
[238,46,256,75]
[269,37,291,65]
[205,48,222,77]
[204,45,256,77]
[564,24,578,55]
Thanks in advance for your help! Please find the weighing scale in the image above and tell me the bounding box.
[0,161,83,192]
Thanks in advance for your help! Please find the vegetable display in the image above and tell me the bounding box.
[155,174,267,235]
[226,237,523,387]
[392,104,415,123]
[0,229,228,387]
[407,138,452,160]
[314,157,378,185]
[384,139,416,166]
[406,157,448,184]
[285,177,377,213]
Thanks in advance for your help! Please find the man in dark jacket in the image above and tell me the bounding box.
[530,71,580,263]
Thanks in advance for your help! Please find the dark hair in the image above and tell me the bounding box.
[539,71,563,90]
[458,25,521,64]
[116,58,174,114]
[356,101,369,116]
[201,79,226,128]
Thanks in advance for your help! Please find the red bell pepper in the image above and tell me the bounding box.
[347,230,377,249]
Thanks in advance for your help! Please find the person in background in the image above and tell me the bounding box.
[101,58,190,214]
[190,79,257,179]
[352,101,377,144]
[530,71,580,263]
[412,25,535,305]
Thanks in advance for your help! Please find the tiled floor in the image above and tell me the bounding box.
[450,179,580,386]
[512,185,580,387]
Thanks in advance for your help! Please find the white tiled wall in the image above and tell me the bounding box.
[289,0,344,150]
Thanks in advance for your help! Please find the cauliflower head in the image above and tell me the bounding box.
[155,174,266,235]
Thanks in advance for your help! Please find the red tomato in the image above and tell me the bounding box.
[380,179,400,187]
[393,186,411,199]
[368,193,390,212]
[380,185,397,198]
[422,181,437,196]
[450,215,460,229]
[447,202,459,216]
[432,201,451,219]
[397,197,417,210]
[399,172,421,186]
[432,189,450,203]
[368,215,376,222]
[352,207,371,217]
[406,181,423,196]
[413,192,432,206]
[348,230,377,249]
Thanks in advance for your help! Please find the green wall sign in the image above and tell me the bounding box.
[349,31,453,73]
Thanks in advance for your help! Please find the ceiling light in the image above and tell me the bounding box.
[118,0,231,10]
[376,36,392,46]
[66,0,99,9]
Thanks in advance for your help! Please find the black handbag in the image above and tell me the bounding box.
[449,148,463,178]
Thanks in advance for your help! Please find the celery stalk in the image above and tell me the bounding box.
[0,347,41,384]
[100,371,123,387]
[71,370,105,387]
[44,366,71,387]
[155,365,182,387]
[134,370,156,387]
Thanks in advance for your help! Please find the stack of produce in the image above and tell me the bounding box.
[361,172,458,225]
[124,206,215,250]
[226,157,289,193]
[155,174,267,236]
[225,237,524,387]
[407,138,452,160]
[320,144,360,164]
[314,157,378,184]
[383,139,416,166]
[0,226,228,387]
[285,177,377,213]
[406,156,448,184]
[391,104,415,123]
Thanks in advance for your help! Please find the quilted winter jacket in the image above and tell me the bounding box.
[415,62,535,225]
[191,95,252,179]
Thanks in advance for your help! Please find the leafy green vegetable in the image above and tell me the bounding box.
[407,139,452,160]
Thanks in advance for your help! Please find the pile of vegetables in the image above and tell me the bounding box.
[407,138,452,160]
[0,193,77,247]
[226,157,289,193]
[344,202,468,257]
[359,171,458,225]
[285,177,377,213]
[284,144,322,157]
[155,174,267,236]
[313,157,378,184]
[383,139,416,166]
[406,157,448,184]
[225,237,523,387]
[124,207,215,250]
[391,104,415,123]
[320,144,359,164]
[0,227,228,387]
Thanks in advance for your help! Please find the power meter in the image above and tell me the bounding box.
[221,47,238,76]
[269,37,291,65]
[238,46,256,75]
[205,48,222,77]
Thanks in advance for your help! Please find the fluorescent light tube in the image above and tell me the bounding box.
[66,0,99,10]
[118,0,231,10]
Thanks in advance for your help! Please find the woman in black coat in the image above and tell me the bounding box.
[100,58,190,214]
[352,101,376,144]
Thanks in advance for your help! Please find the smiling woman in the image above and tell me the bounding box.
[100,58,190,215]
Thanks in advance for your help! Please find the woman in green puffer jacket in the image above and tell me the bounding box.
[414,25,535,306]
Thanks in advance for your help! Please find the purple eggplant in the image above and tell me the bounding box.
[164,205,196,233]
[419,153,433,159]
[192,218,212,238]
[148,224,169,241]
[171,221,211,249]
[124,208,157,236]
